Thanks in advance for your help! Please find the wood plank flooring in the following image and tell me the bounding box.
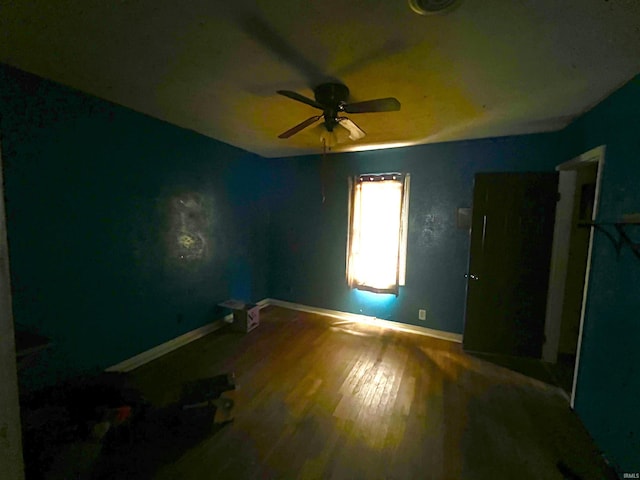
[112,306,614,479]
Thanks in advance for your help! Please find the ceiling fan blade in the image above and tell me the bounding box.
[277,90,324,110]
[237,14,330,88]
[337,117,366,141]
[343,97,401,113]
[278,115,322,139]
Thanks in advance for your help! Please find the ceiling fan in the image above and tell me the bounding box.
[277,83,401,143]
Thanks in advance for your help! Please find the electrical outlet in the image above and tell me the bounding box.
[418,309,426,321]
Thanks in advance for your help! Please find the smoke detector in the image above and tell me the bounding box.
[408,0,462,15]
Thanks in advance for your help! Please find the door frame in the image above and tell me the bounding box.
[542,145,606,407]
[0,136,26,478]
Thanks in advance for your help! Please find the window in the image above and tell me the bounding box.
[346,173,410,295]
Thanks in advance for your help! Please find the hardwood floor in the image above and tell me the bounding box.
[98,306,614,479]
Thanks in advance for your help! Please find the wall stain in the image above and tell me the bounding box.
[165,192,212,265]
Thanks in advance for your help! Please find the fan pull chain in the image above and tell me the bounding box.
[321,138,327,204]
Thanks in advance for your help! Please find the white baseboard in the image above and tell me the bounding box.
[265,298,463,343]
[105,298,270,373]
[105,318,230,373]
[106,297,461,373]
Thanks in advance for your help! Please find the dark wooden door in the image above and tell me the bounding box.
[463,173,558,358]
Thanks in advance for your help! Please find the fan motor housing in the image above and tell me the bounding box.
[409,0,461,15]
[314,83,350,108]
[314,83,350,132]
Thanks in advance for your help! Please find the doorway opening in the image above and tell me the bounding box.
[543,145,605,405]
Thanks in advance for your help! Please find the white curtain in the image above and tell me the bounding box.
[346,173,410,295]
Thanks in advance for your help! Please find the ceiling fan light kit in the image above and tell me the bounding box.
[320,128,346,149]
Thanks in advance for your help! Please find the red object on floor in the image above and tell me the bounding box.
[115,406,132,423]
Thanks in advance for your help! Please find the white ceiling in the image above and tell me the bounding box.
[1,0,639,158]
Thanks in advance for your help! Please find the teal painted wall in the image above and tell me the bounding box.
[562,75,640,474]
[267,133,565,334]
[0,65,270,390]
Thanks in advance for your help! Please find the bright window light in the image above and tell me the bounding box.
[346,174,410,295]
